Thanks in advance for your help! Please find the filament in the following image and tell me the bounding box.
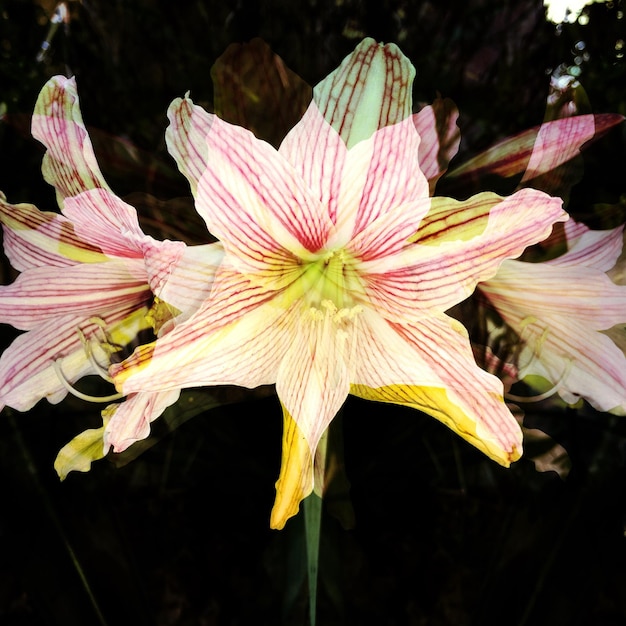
[506,359,573,404]
[52,360,124,403]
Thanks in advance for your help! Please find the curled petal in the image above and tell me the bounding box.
[0,319,93,411]
[0,305,148,411]
[54,411,112,480]
[166,96,215,198]
[31,75,110,204]
[517,316,626,413]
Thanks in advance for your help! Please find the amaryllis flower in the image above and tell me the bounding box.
[0,76,222,473]
[111,38,567,529]
[479,219,626,413]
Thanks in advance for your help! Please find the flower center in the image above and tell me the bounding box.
[299,248,360,310]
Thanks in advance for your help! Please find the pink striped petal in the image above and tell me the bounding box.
[154,242,224,323]
[0,195,106,270]
[333,117,429,242]
[165,96,214,198]
[447,114,622,183]
[196,116,332,267]
[62,189,149,258]
[352,312,522,466]
[549,220,624,272]
[413,98,461,193]
[31,76,110,203]
[275,304,352,454]
[103,389,181,453]
[516,315,626,414]
[0,261,149,329]
[361,189,566,319]
[63,188,188,294]
[113,273,290,394]
[279,103,348,225]
[0,317,94,411]
[520,114,596,183]
[313,38,415,148]
[480,259,626,329]
[346,198,432,263]
[0,304,147,412]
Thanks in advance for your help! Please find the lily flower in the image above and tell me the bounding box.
[478,218,626,413]
[111,38,567,529]
[0,76,222,473]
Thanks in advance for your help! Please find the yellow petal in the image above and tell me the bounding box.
[351,383,522,467]
[53,407,114,480]
[270,403,315,530]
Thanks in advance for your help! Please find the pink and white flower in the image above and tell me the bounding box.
[111,38,567,528]
[0,76,222,474]
[479,219,626,413]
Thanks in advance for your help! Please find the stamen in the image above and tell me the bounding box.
[321,299,338,315]
[52,360,124,403]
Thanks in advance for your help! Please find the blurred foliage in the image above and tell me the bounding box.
[1,0,626,625]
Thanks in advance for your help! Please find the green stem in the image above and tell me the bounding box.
[303,492,322,626]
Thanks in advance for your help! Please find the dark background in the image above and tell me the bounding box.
[1,1,626,624]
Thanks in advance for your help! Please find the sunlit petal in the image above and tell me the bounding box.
[314,38,415,148]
